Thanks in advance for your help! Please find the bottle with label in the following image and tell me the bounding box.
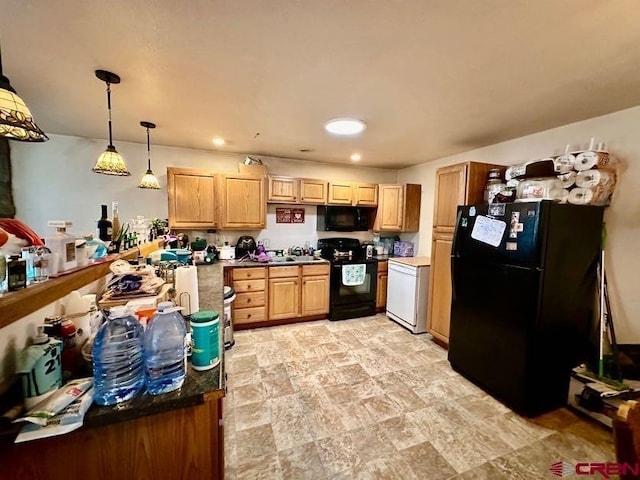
[16,326,63,409]
[111,202,120,241]
[97,205,113,242]
[83,233,108,260]
[45,221,77,273]
[92,306,145,405]
[7,255,27,291]
[144,302,187,395]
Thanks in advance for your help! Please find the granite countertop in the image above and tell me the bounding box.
[1,262,226,442]
[85,262,226,428]
[222,257,330,268]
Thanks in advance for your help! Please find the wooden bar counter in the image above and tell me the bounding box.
[0,257,227,480]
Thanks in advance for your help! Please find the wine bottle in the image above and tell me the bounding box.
[97,205,113,242]
[111,202,121,241]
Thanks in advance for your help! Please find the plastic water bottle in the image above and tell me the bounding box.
[92,306,145,405]
[144,302,187,395]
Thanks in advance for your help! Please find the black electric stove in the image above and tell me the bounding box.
[318,238,378,321]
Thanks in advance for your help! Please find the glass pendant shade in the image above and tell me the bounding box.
[0,44,48,141]
[94,70,130,176]
[138,169,161,189]
[138,121,160,189]
[93,145,131,175]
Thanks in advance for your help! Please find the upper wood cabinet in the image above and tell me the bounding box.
[328,181,354,205]
[433,162,505,233]
[373,184,421,232]
[219,174,266,229]
[167,167,217,229]
[354,183,378,206]
[267,176,328,204]
[267,176,298,203]
[299,178,327,204]
[328,181,378,206]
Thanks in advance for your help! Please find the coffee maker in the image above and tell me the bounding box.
[235,236,257,259]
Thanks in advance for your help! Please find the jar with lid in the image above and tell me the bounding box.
[484,169,506,203]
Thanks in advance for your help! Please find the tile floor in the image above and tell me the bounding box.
[223,314,615,479]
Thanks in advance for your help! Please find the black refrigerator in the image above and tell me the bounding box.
[448,200,604,417]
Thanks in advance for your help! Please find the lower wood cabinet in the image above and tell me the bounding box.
[376,260,388,309]
[232,267,268,326]
[428,232,454,344]
[229,263,330,326]
[268,275,300,320]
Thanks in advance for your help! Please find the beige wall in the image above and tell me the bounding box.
[10,134,398,238]
[398,105,640,343]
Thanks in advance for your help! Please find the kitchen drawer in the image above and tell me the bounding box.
[233,306,267,324]
[233,279,266,293]
[302,264,330,276]
[377,260,388,273]
[269,266,300,278]
[234,291,265,308]
[233,267,266,280]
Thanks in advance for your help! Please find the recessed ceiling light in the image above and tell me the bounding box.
[212,137,226,146]
[324,118,366,135]
[350,153,361,162]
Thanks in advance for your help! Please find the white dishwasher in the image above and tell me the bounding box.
[386,257,430,333]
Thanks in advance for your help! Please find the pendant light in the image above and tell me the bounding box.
[138,121,160,189]
[0,42,48,141]
[92,70,130,176]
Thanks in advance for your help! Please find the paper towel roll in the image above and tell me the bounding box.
[574,150,610,171]
[554,154,575,173]
[557,171,576,188]
[575,169,615,189]
[567,188,595,205]
[175,265,199,315]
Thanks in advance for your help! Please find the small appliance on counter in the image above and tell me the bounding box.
[235,236,256,260]
[218,243,235,260]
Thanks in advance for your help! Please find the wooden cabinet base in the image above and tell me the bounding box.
[235,314,326,330]
[1,395,224,480]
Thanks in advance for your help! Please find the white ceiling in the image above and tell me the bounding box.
[2,0,640,169]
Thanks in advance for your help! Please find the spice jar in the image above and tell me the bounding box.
[484,169,506,204]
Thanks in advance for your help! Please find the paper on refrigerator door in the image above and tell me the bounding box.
[471,215,506,247]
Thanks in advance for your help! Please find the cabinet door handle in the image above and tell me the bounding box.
[247,298,252,303]
[248,314,252,318]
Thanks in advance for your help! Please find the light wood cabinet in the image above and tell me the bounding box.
[354,183,378,206]
[167,167,217,229]
[300,178,327,204]
[232,267,267,325]
[373,184,421,232]
[267,175,298,203]
[328,181,354,205]
[219,174,266,229]
[301,275,330,316]
[269,275,300,320]
[376,261,388,310]
[428,232,453,344]
[428,162,504,345]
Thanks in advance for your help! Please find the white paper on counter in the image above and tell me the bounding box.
[471,215,506,247]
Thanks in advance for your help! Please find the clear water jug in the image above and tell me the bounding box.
[144,302,187,395]
[92,306,144,405]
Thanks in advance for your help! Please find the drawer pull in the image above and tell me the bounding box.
[248,314,252,318]
[247,298,251,303]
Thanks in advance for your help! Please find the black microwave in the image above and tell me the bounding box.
[317,206,372,231]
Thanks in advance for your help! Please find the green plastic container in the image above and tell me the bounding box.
[190,310,220,371]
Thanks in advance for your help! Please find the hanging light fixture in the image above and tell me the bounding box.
[138,121,160,189]
[92,70,130,176]
[0,43,48,141]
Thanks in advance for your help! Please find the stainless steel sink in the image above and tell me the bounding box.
[269,255,323,264]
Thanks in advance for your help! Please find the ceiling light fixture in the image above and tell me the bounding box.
[138,121,160,189]
[212,137,226,146]
[324,118,366,136]
[0,42,48,141]
[92,70,130,176]
[350,153,361,162]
